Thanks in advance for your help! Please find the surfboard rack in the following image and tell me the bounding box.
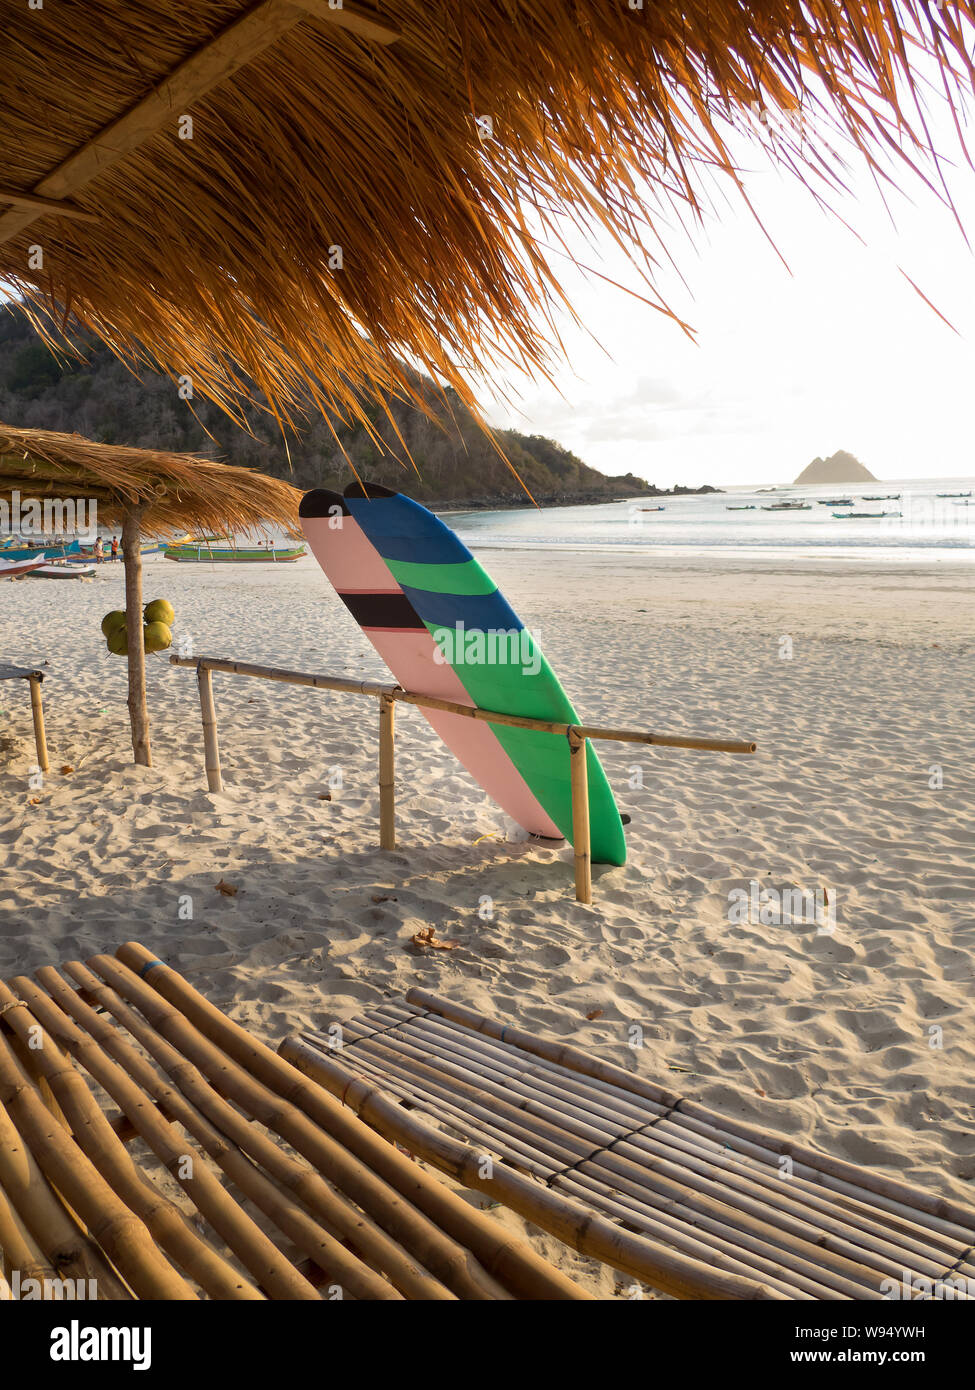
[170,655,757,904]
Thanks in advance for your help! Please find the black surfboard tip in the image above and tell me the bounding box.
[343,480,398,501]
[298,488,349,518]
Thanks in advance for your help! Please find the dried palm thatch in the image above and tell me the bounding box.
[0,422,303,767]
[0,1,972,444]
[0,422,302,537]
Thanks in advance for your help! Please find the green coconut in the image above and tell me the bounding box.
[144,599,175,626]
[107,627,129,656]
[101,610,127,638]
[143,621,173,653]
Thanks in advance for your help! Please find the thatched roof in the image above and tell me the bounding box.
[0,422,302,536]
[1,2,973,435]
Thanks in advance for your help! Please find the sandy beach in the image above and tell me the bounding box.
[1,546,972,1294]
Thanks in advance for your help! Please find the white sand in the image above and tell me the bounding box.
[1,546,973,1294]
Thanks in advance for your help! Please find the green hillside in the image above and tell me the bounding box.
[0,309,652,505]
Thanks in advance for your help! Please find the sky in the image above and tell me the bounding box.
[476,103,975,489]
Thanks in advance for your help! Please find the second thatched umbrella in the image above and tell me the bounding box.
[0,423,302,767]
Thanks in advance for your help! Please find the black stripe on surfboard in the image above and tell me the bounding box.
[299,488,350,517]
[339,591,427,630]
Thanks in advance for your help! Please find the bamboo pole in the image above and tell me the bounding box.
[112,942,589,1300]
[568,730,591,902]
[0,979,260,1300]
[0,1029,193,1299]
[197,665,223,793]
[13,973,317,1301]
[47,963,403,1301]
[27,675,49,773]
[408,990,975,1239]
[279,1034,785,1300]
[168,654,757,753]
[379,694,395,850]
[79,955,471,1301]
[0,1184,56,1291]
[0,1095,132,1299]
[121,507,150,766]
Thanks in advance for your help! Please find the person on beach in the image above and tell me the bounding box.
[110,536,119,562]
[94,537,104,563]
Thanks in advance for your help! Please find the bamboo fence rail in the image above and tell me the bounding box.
[0,944,589,1301]
[279,992,975,1302]
[170,653,757,903]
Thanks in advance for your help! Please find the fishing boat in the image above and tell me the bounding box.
[639,506,666,512]
[164,539,306,563]
[0,556,45,580]
[861,494,900,501]
[26,560,98,578]
[761,501,811,511]
[726,504,755,510]
[936,491,972,498]
[833,510,901,519]
[817,498,853,506]
[0,537,82,562]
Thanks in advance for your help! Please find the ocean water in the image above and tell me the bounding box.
[448,476,975,562]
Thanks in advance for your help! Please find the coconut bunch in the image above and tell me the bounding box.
[102,599,174,657]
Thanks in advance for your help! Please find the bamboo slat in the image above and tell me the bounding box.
[280,1037,786,1300]
[407,990,975,1233]
[306,993,975,1299]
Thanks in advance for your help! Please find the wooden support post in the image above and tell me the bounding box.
[197,666,223,794]
[28,675,49,773]
[121,508,151,767]
[568,729,592,905]
[379,695,395,850]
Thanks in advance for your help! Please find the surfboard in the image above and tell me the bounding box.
[299,482,626,866]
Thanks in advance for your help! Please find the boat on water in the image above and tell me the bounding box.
[833,510,901,519]
[639,506,666,512]
[936,491,972,498]
[164,539,306,563]
[0,557,45,580]
[761,501,811,511]
[862,494,900,501]
[817,498,853,506]
[726,504,755,510]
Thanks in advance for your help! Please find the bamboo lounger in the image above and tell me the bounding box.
[279,992,975,1302]
[170,653,757,903]
[0,663,49,773]
[0,943,587,1300]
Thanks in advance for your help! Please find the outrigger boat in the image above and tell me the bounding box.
[936,491,972,498]
[0,556,45,580]
[0,537,82,562]
[164,538,306,563]
[861,494,901,501]
[761,501,811,511]
[817,498,853,506]
[725,504,755,510]
[833,510,902,519]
